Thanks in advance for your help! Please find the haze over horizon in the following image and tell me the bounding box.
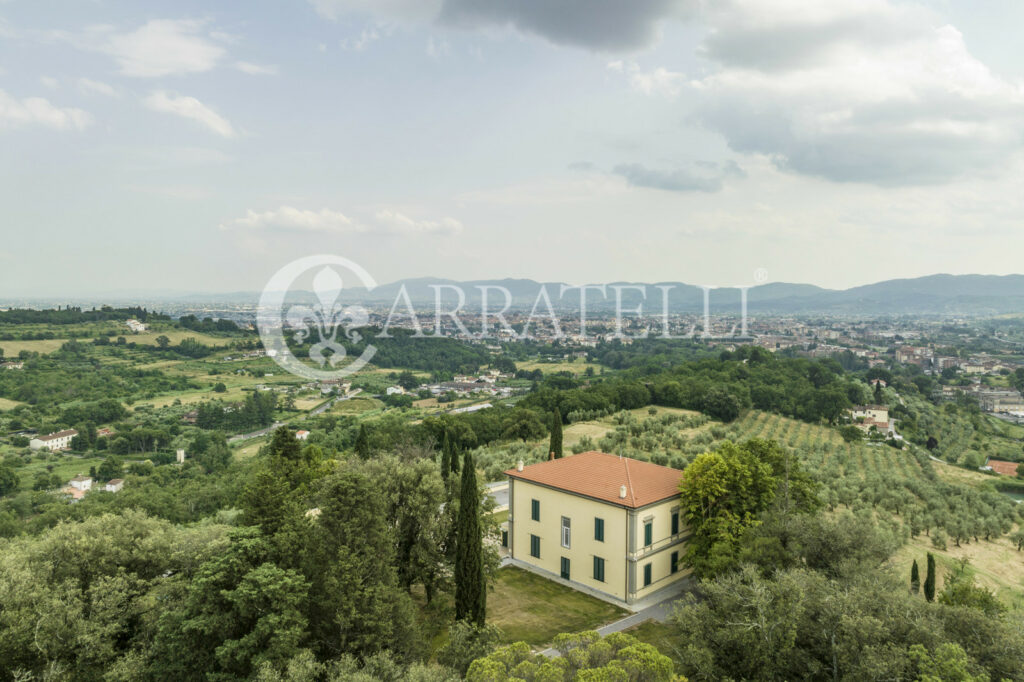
[4,0,1024,297]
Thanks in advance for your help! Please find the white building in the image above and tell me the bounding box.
[386,385,406,396]
[30,429,78,451]
[125,319,147,333]
[295,430,310,441]
[104,478,124,492]
[69,475,92,491]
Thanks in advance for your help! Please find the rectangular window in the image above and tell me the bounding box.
[560,557,570,580]
[594,517,604,542]
[670,551,678,574]
[643,563,652,587]
[531,499,540,522]
[561,516,571,549]
[644,520,653,547]
[671,510,680,536]
[593,556,605,582]
[530,534,540,558]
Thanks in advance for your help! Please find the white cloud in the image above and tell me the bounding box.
[688,0,1024,185]
[426,36,451,58]
[373,209,463,234]
[235,61,279,75]
[143,91,235,138]
[78,78,118,97]
[223,206,463,235]
[224,206,363,233]
[340,27,381,51]
[608,61,685,97]
[84,19,226,77]
[40,76,59,90]
[309,0,442,22]
[0,89,92,131]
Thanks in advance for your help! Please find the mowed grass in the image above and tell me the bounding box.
[12,454,109,492]
[488,567,626,645]
[517,358,594,375]
[0,338,67,355]
[0,329,231,358]
[892,531,1024,612]
[0,397,23,411]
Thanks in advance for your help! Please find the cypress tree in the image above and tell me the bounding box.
[440,431,452,482]
[549,407,563,459]
[354,424,370,460]
[450,432,462,475]
[874,382,884,404]
[455,451,485,625]
[924,553,936,602]
[910,559,920,594]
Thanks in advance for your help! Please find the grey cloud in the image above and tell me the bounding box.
[439,0,692,51]
[612,162,739,193]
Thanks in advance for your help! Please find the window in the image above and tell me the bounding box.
[643,520,653,547]
[594,517,604,542]
[531,499,540,522]
[561,516,571,548]
[643,563,652,587]
[530,534,540,558]
[671,510,680,536]
[670,551,678,574]
[593,556,605,582]
[560,557,570,580]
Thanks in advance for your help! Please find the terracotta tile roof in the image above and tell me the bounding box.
[38,429,78,441]
[987,459,1021,476]
[505,451,683,509]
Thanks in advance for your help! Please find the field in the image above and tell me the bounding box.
[517,358,594,375]
[487,567,626,646]
[0,397,22,411]
[0,328,231,357]
[12,453,109,492]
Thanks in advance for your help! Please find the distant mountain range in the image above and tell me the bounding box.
[4,274,1024,315]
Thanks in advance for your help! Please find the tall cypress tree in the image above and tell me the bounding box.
[440,431,452,482]
[910,559,920,594]
[549,407,563,459]
[354,424,370,460]
[455,451,485,625]
[924,553,936,602]
[448,432,460,476]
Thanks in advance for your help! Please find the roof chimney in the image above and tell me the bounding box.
[516,460,524,472]
[619,484,627,499]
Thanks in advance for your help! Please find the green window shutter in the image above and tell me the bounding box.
[593,556,605,582]
[644,521,653,547]
[531,499,540,521]
[670,551,678,574]
[530,534,540,558]
[594,517,604,542]
[671,510,679,535]
[643,563,652,587]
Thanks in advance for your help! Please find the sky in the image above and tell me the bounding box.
[2,0,1024,297]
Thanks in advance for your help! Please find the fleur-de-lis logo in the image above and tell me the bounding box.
[285,267,369,368]
[258,255,378,380]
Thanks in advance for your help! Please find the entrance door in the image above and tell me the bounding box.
[560,556,570,580]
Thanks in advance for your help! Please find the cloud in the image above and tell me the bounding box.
[222,206,463,235]
[439,0,692,51]
[373,209,463,235]
[608,61,685,97]
[77,78,118,97]
[40,76,59,90]
[689,0,1024,186]
[308,0,442,22]
[223,206,362,233]
[143,91,235,137]
[78,19,226,77]
[309,0,692,51]
[340,27,382,51]
[0,89,92,131]
[612,162,735,193]
[235,61,278,75]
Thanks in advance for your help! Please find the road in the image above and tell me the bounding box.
[228,389,363,443]
[486,480,509,508]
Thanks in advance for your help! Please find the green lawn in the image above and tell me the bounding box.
[488,567,626,646]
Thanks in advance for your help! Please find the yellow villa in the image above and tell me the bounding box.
[504,450,689,606]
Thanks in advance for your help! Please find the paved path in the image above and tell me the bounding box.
[310,388,362,416]
[486,481,509,508]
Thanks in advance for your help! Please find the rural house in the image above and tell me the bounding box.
[29,429,78,451]
[504,451,688,605]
